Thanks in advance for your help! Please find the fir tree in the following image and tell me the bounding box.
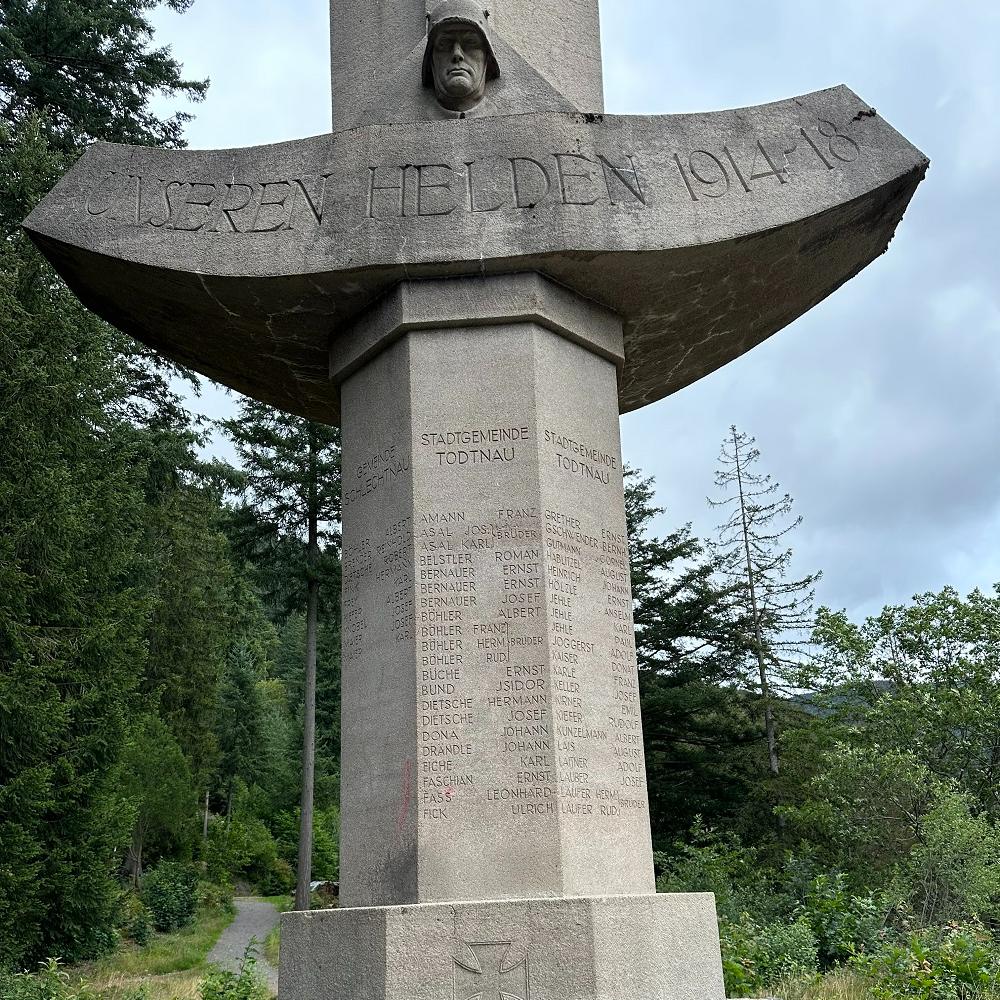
[0,0,206,965]
[223,399,340,911]
[1,0,207,153]
[626,469,762,842]
[708,426,820,778]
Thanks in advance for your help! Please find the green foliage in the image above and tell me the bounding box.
[892,788,1000,929]
[143,487,239,786]
[721,915,820,995]
[852,926,1000,1000]
[203,816,294,894]
[196,881,236,917]
[119,895,153,947]
[781,744,1000,933]
[655,822,773,924]
[216,644,267,812]
[0,0,208,153]
[0,0,213,969]
[311,807,340,880]
[199,943,268,1000]
[0,958,147,1000]
[0,121,147,970]
[126,910,152,949]
[142,862,199,933]
[811,585,1000,819]
[117,714,196,884]
[625,469,768,844]
[797,873,883,967]
[222,402,341,556]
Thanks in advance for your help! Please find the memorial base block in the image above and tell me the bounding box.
[279,892,726,1000]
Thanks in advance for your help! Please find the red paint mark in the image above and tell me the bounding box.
[396,758,413,835]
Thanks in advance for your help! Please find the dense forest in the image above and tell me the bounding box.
[2,3,999,999]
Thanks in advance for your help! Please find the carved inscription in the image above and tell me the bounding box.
[672,118,861,203]
[367,151,645,219]
[419,426,530,467]
[343,444,410,506]
[84,171,336,233]
[398,418,646,826]
[80,110,867,235]
[543,429,618,487]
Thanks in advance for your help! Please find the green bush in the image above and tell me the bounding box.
[720,915,820,996]
[197,881,236,917]
[312,807,340,881]
[142,861,198,932]
[654,821,775,924]
[126,906,152,947]
[797,871,884,966]
[200,943,268,1000]
[255,857,295,897]
[204,816,288,894]
[118,893,152,946]
[853,925,1000,1000]
[892,789,1000,929]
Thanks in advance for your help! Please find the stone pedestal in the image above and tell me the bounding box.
[279,274,726,999]
[280,893,726,1000]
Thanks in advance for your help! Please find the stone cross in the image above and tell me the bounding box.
[25,1,927,997]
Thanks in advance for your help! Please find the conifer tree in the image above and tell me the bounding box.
[1,0,207,153]
[626,469,763,840]
[223,400,340,911]
[0,0,207,966]
[708,427,820,778]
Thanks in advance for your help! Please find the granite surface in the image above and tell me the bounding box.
[330,0,601,129]
[279,893,727,1000]
[339,281,654,908]
[24,86,927,424]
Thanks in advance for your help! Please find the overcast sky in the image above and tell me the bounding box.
[149,0,1000,622]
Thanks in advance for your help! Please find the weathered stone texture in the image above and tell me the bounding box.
[340,279,654,909]
[280,893,727,1000]
[24,9,927,998]
[329,0,602,128]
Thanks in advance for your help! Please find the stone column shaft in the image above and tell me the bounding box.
[329,0,603,129]
[338,275,652,907]
[279,274,727,1000]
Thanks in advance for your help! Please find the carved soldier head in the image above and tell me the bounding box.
[422,0,501,112]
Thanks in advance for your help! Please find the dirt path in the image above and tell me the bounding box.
[206,897,280,995]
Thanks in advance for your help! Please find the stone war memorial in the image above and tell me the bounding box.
[25,0,927,996]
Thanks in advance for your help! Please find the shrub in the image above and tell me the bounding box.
[197,881,235,917]
[721,916,820,996]
[256,857,295,897]
[118,893,152,946]
[797,871,885,966]
[125,906,152,947]
[200,943,268,1000]
[892,789,1000,929]
[655,820,775,924]
[204,816,287,894]
[312,807,340,881]
[853,925,1000,1000]
[142,861,198,932]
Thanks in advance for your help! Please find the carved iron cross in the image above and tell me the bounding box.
[454,942,530,1000]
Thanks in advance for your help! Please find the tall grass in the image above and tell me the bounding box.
[69,905,235,1000]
